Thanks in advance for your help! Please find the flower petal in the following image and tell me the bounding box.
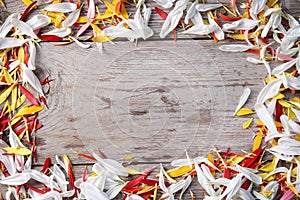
[43,2,77,13]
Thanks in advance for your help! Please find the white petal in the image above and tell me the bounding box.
[62,8,81,28]
[255,103,278,136]
[0,173,30,185]
[247,57,264,64]
[201,164,215,182]
[264,167,288,179]
[43,27,72,38]
[270,145,300,156]
[269,151,293,162]
[21,63,44,96]
[80,182,109,200]
[233,87,251,116]
[195,4,222,12]
[272,59,297,76]
[236,188,255,200]
[251,0,268,14]
[256,79,282,104]
[219,44,252,53]
[220,173,243,200]
[106,183,126,199]
[222,19,260,31]
[125,194,145,200]
[0,13,20,38]
[11,18,38,39]
[286,13,299,28]
[235,165,262,185]
[194,160,215,196]
[92,152,128,177]
[29,190,64,200]
[0,37,27,50]
[263,181,279,199]
[159,164,168,193]
[26,14,51,30]
[253,190,269,200]
[181,24,212,35]
[291,108,300,122]
[179,175,192,199]
[208,14,224,40]
[153,0,173,9]
[160,0,188,38]
[69,36,90,49]
[27,41,37,70]
[185,1,200,25]
[281,75,300,90]
[43,2,77,13]
[294,158,300,193]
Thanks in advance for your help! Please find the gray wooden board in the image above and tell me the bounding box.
[31,39,265,165]
[1,0,299,198]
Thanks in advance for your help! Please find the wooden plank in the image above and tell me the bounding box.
[28,39,265,165]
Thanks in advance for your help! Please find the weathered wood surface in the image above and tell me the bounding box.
[1,0,300,198]
[27,40,265,164]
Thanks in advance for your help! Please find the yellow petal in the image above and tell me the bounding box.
[259,173,275,181]
[236,108,255,116]
[18,46,25,63]
[260,157,276,172]
[0,84,16,105]
[230,156,246,165]
[2,68,13,84]
[11,85,18,111]
[137,186,155,194]
[13,105,44,119]
[278,99,293,108]
[243,118,253,129]
[253,131,263,151]
[126,168,142,175]
[3,147,32,156]
[288,108,295,120]
[21,0,37,8]
[11,94,27,112]
[207,153,214,164]
[123,156,133,161]
[167,165,193,178]
[92,35,113,43]
[273,93,285,99]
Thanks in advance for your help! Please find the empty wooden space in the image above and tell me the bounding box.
[1,0,300,198]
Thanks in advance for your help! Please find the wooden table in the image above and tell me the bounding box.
[1,0,300,198]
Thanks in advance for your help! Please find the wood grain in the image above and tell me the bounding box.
[29,40,265,165]
[1,0,299,198]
